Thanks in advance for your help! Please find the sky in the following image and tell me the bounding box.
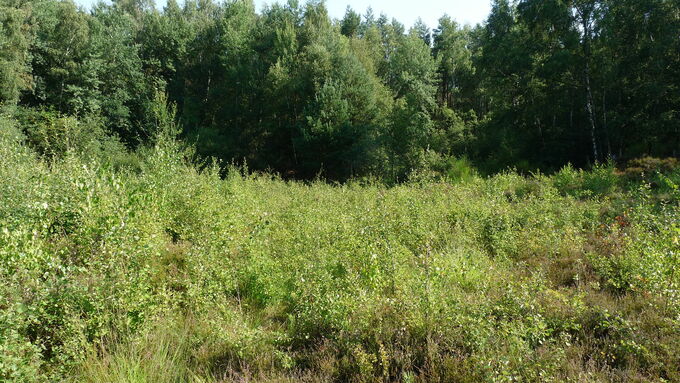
[75,0,492,28]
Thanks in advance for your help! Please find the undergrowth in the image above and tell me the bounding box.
[1,115,678,382]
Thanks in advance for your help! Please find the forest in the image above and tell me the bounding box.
[0,0,679,382]
[1,0,677,179]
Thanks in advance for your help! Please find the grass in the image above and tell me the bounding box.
[0,116,679,382]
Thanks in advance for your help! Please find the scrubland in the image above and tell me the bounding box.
[1,117,678,382]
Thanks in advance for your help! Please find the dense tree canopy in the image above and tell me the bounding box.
[1,0,678,180]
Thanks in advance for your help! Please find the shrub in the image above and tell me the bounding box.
[1,117,678,382]
[553,162,619,198]
[409,150,478,183]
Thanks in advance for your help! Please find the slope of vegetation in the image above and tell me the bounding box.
[1,113,678,382]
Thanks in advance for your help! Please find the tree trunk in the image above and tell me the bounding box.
[581,6,598,164]
[603,89,611,158]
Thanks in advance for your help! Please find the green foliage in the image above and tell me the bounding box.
[0,0,33,107]
[552,162,619,198]
[3,0,678,179]
[11,107,138,172]
[14,107,103,156]
[1,0,679,381]
[408,151,478,184]
[1,117,678,381]
[621,157,680,189]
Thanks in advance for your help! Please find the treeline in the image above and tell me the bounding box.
[1,0,678,180]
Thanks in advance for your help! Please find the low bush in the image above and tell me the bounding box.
[0,114,678,382]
